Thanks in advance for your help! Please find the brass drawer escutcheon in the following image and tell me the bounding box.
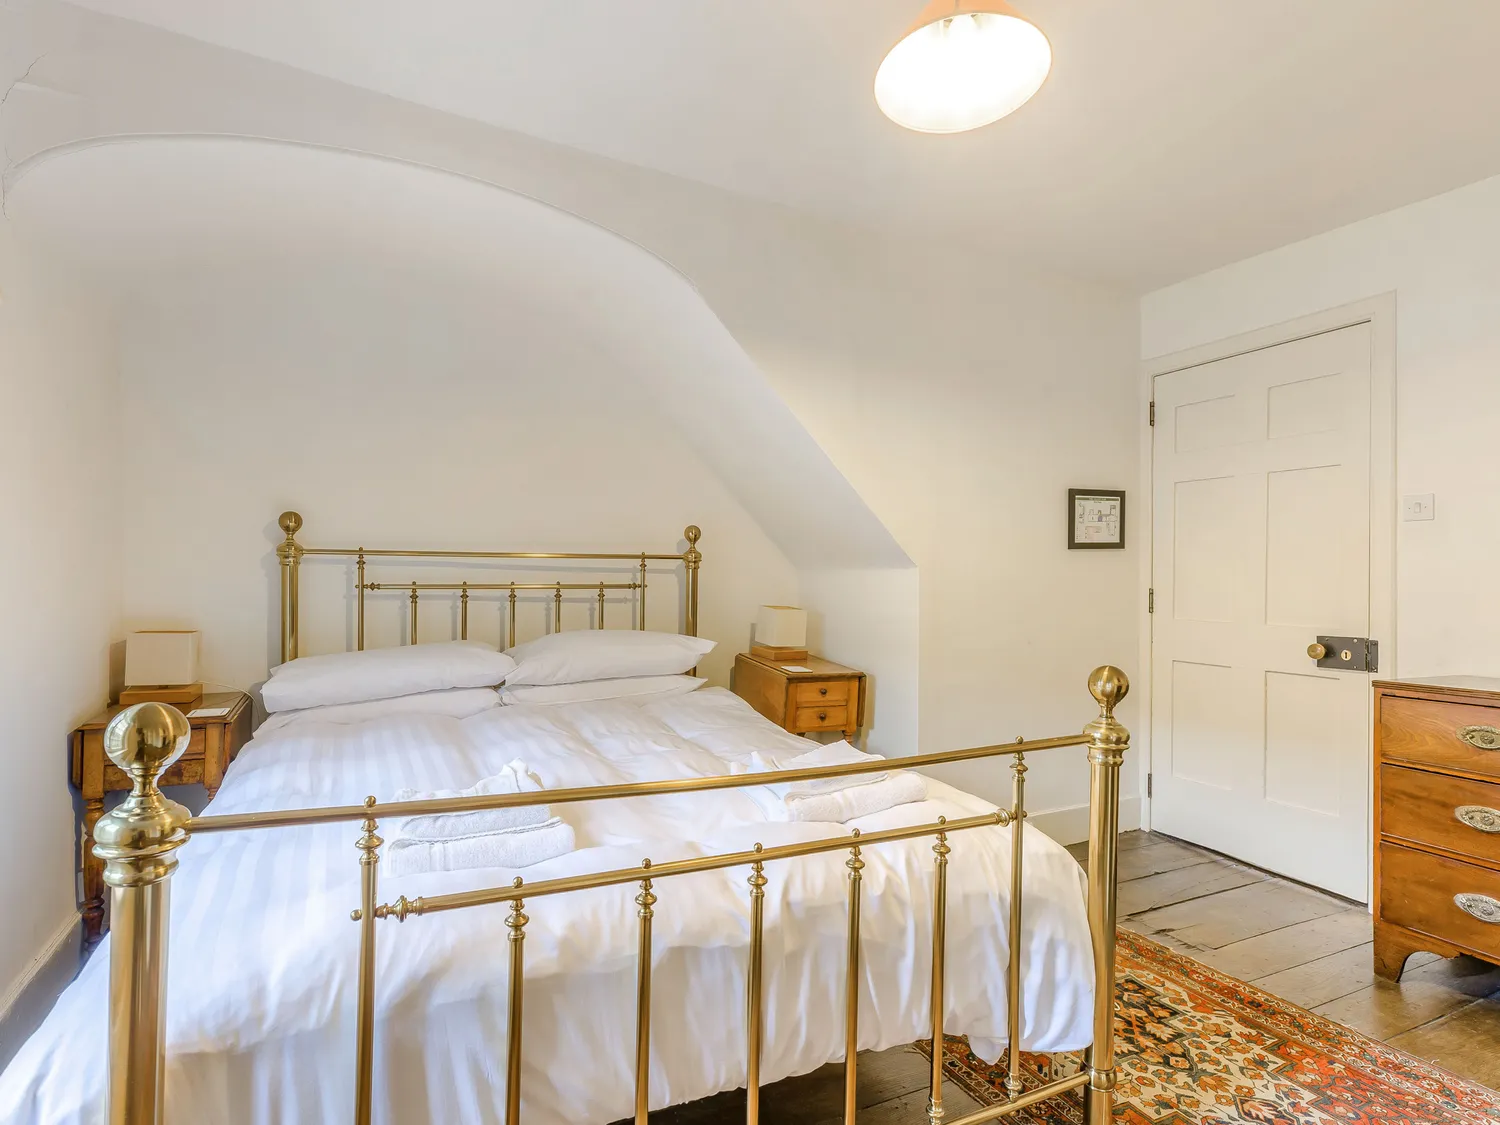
[1459,725,1500,750]
[1456,805,1500,833]
[1455,893,1500,924]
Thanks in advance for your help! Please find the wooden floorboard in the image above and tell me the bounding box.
[1114,830,1500,1089]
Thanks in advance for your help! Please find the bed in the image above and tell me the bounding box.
[0,514,1130,1125]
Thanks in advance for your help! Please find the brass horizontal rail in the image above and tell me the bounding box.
[946,1072,1090,1125]
[302,547,686,561]
[187,732,1087,834]
[373,811,1012,917]
[364,581,641,591]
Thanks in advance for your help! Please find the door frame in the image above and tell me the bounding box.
[1136,294,1396,899]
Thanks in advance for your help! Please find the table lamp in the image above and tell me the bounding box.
[752,605,808,662]
[121,630,203,707]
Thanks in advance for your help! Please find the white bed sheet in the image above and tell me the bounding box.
[0,688,1094,1125]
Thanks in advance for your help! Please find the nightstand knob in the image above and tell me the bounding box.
[819,687,828,696]
[818,711,827,722]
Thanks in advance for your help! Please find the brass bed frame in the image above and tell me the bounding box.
[95,512,1129,1125]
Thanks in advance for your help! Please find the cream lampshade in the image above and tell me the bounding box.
[122,630,202,706]
[875,0,1052,134]
[753,606,809,661]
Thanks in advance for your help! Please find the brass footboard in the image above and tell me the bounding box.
[95,668,1129,1125]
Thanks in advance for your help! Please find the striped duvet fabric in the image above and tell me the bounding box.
[0,688,1094,1125]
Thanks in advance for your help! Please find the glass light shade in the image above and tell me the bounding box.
[875,2,1052,134]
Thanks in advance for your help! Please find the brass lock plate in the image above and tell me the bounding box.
[1312,636,1378,672]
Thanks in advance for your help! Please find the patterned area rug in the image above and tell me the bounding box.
[916,928,1500,1124]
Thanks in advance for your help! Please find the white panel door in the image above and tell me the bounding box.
[1151,324,1373,900]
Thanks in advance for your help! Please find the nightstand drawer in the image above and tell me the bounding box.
[792,704,850,733]
[793,681,850,706]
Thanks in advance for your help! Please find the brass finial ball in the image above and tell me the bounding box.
[278,510,303,538]
[1088,666,1130,715]
[103,702,192,780]
[684,525,701,545]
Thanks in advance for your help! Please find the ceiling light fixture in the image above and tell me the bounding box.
[875,0,1052,134]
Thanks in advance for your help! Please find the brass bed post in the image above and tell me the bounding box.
[356,551,366,651]
[638,554,647,629]
[928,820,951,1125]
[745,846,767,1125]
[1081,667,1130,1125]
[408,583,419,644]
[553,583,563,633]
[843,832,865,1125]
[277,511,304,663]
[508,584,518,649]
[94,703,192,1125]
[597,582,607,629]
[634,862,657,1125]
[460,582,470,641]
[683,526,702,637]
[353,798,381,1125]
[505,881,529,1125]
[1005,753,1027,1099]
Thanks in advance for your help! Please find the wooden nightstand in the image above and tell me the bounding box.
[70,691,252,943]
[733,653,866,740]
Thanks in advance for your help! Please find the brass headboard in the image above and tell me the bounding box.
[273,511,702,663]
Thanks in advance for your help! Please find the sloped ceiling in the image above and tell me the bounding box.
[6,136,912,570]
[53,0,1500,289]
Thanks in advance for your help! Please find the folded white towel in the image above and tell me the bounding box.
[386,818,576,876]
[732,742,927,822]
[769,773,927,823]
[392,760,546,839]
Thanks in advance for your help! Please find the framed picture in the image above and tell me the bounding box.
[1068,488,1125,550]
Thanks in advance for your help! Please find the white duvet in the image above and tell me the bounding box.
[1,688,1094,1125]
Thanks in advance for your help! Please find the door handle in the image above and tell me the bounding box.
[1308,636,1377,672]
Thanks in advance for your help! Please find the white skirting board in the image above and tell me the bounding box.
[0,915,81,1072]
[1028,796,1143,847]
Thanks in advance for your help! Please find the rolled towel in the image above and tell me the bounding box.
[735,741,889,797]
[732,742,927,822]
[393,760,546,840]
[771,773,927,823]
[386,818,576,876]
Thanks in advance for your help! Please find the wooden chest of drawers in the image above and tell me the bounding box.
[1374,677,1500,979]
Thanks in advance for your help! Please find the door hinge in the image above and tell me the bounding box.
[1147,772,1153,798]
[1149,400,1156,427]
[1148,588,1154,614]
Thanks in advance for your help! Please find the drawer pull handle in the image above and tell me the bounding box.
[1459,725,1500,751]
[818,712,827,722]
[1456,805,1500,833]
[1454,893,1500,925]
[819,687,828,696]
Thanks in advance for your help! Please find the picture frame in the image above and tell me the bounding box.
[1068,488,1126,550]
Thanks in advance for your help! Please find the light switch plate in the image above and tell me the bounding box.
[1402,494,1435,521]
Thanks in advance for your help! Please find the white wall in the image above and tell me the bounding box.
[117,265,799,695]
[0,220,118,1042]
[6,4,1145,826]
[737,229,1142,816]
[1142,171,1500,678]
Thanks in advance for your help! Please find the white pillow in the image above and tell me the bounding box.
[500,676,705,707]
[504,630,715,686]
[262,641,517,712]
[258,687,502,734]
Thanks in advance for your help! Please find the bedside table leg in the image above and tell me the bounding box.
[81,797,106,945]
